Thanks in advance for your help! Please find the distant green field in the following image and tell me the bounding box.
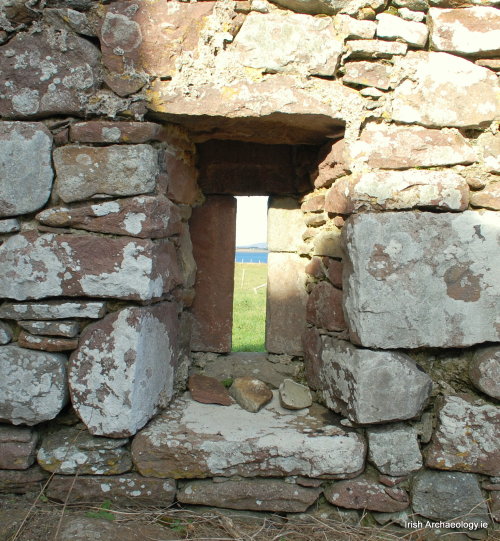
[232,262,267,352]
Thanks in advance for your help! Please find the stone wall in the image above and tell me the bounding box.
[0,0,499,535]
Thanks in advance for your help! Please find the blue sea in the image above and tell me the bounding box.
[235,251,268,263]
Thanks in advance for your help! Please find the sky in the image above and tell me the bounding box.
[235,196,268,246]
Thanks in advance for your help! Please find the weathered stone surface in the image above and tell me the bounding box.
[0,345,68,425]
[313,228,344,258]
[69,121,167,143]
[18,331,78,352]
[0,218,20,233]
[324,475,410,512]
[69,303,180,438]
[268,197,304,253]
[398,7,426,22]
[325,258,343,288]
[36,195,182,239]
[0,466,49,494]
[44,7,96,37]
[342,211,500,348]
[188,374,233,406]
[470,182,500,210]
[318,337,432,424]
[266,253,308,355]
[348,123,477,169]
[190,196,236,353]
[178,478,321,512]
[46,474,176,506]
[391,52,500,128]
[425,395,499,476]
[54,145,159,203]
[0,122,53,218]
[311,139,349,189]
[132,394,366,479]
[367,424,422,476]
[279,379,313,410]
[469,346,500,400]
[0,232,180,301]
[326,170,469,213]
[0,28,101,118]
[269,0,345,14]
[18,320,79,338]
[0,301,106,320]
[163,144,201,205]
[0,425,38,470]
[476,58,500,70]
[489,491,500,523]
[306,281,346,331]
[230,377,273,413]
[345,39,408,59]
[429,7,500,56]
[376,13,428,47]
[343,61,392,89]
[477,132,500,173]
[412,470,489,525]
[334,14,377,39]
[230,12,342,77]
[302,196,325,213]
[0,322,12,345]
[37,426,131,475]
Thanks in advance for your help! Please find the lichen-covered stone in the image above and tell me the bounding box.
[132,394,366,479]
[0,218,20,233]
[342,61,392,89]
[0,232,180,301]
[37,426,131,475]
[0,301,106,320]
[18,331,78,352]
[0,122,53,218]
[0,28,101,118]
[0,322,12,345]
[469,345,500,400]
[0,425,38,470]
[477,132,500,173]
[342,211,500,348]
[69,303,180,438]
[18,320,79,338]
[425,395,499,476]
[0,345,68,425]
[376,13,428,47]
[470,182,500,210]
[345,39,408,59]
[53,145,159,203]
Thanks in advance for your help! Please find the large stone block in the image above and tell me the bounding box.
[425,395,499,476]
[317,337,432,424]
[69,303,180,438]
[0,28,101,118]
[391,52,499,128]
[266,253,308,355]
[0,232,180,301]
[0,122,53,218]
[0,345,68,425]
[342,211,500,348]
[132,394,366,479]
[267,197,303,252]
[53,145,159,203]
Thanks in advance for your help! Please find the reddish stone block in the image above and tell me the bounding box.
[306,281,346,331]
[311,139,349,189]
[302,326,325,391]
[163,148,202,205]
[70,121,167,144]
[301,195,325,212]
[324,258,343,289]
[18,331,78,352]
[305,257,325,279]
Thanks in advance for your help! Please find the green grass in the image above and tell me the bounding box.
[232,262,267,352]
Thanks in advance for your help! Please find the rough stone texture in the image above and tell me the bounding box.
[469,346,500,400]
[267,197,303,253]
[0,232,180,302]
[0,28,101,118]
[46,475,176,506]
[324,475,410,512]
[0,345,68,426]
[334,15,377,39]
[269,0,346,15]
[306,281,346,331]
[376,13,428,47]
[367,424,422,476]
[188,374,233,406]
[391,51,500,128]
[178,224,197,290]
[36,195,182,239]
[37,426,132,475]
[69,121,169,144]
[398,7,426,22]
[425,395,499,476]
[0,466,49,494]
[345,39,408,59]
[69,303,180,438]
[190,196,236,353]
[163,144,201,205]
[53,145,159,203]
[325,259,343,288]
[470,182,500,210]
[18,320,79,338]
[0,425,38,470]
[230,377,273,413]
[342,211,500,348]
[266,253,308,356]
[412,470,490,525]
[0,321,12,345]
[326,170,469,213]
[132,394,366,479]
[0,301,106,320]
[343,61,392,90]
[348,123,477,169]
[0,122,53,218]
[279,379,313,410]
[18,331,78,352]
[311,139,349,189]
[0,218,20,233]
[477,132,500,173]
[178,478,321,512]
[230,12,342,77]
[317,337,432,424]
[429,7,500,56]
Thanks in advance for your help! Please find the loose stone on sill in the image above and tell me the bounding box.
[0,425,39,470]
[279,379,313,410]
[188,373,234,406]
[230,376,273,413]
[0,301,106,320]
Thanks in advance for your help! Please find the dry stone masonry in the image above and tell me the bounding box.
[0,0,498,535]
